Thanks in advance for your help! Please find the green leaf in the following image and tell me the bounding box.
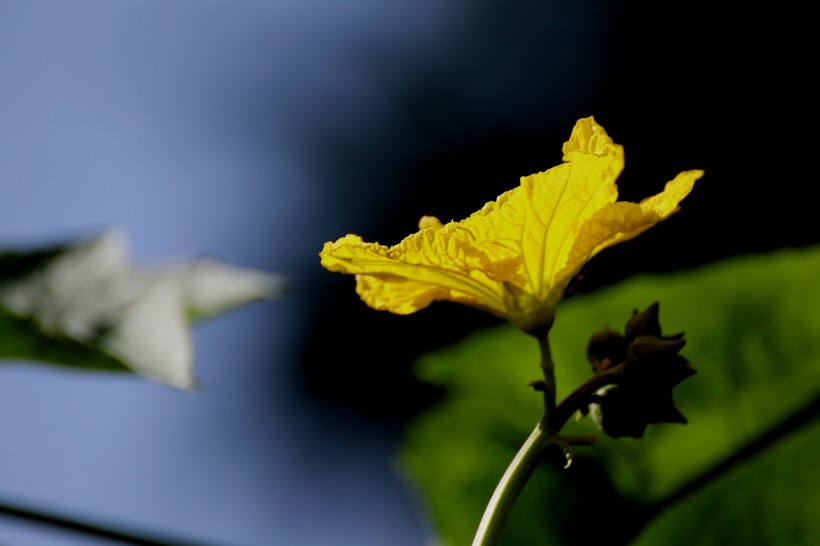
[399,245,820,545]
[0,229,286,388]
[632,414,820,546]
[0,310,131,373]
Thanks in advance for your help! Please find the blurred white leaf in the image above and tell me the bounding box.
[0,228,286,388]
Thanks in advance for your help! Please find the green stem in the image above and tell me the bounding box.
[472,345,625,546]
[472,421,553,546]
[537,335,556,415]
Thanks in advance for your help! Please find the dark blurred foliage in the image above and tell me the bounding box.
[300,1,817,422]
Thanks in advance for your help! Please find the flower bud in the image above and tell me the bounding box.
[585,302,696,438]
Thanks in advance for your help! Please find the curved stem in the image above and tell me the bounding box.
[537,336,556,415]
[550,364,624,427]
[472,343,625,546]
[472,422,553,546]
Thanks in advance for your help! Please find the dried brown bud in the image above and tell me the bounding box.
[586,327,627,374]
[625,301,663,339]
[586,302,696,439]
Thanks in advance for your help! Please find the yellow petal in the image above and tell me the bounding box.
[637,169,703,217]
[319,116,702,337]
[455,117,623,300]
[418,215,444,230]
[562,116,623,162]
[319,229,509,318]
[556,169,705,287]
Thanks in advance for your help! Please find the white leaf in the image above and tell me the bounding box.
[0,228,286,388]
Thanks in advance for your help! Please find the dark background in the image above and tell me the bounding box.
[0,1,815,545]
[302,2,817,421]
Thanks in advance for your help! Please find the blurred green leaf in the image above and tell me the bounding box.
[399,245,820,545]
[0,229,286,388]
[632,413,820,546]
[0,310,131,373]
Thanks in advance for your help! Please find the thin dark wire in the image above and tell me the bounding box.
[0,500,226,546]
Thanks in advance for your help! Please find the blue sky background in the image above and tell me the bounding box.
[0,2,618,544]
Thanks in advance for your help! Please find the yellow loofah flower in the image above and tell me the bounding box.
[321,117,703,336]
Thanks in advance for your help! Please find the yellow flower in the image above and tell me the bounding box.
[320,117,703,336]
